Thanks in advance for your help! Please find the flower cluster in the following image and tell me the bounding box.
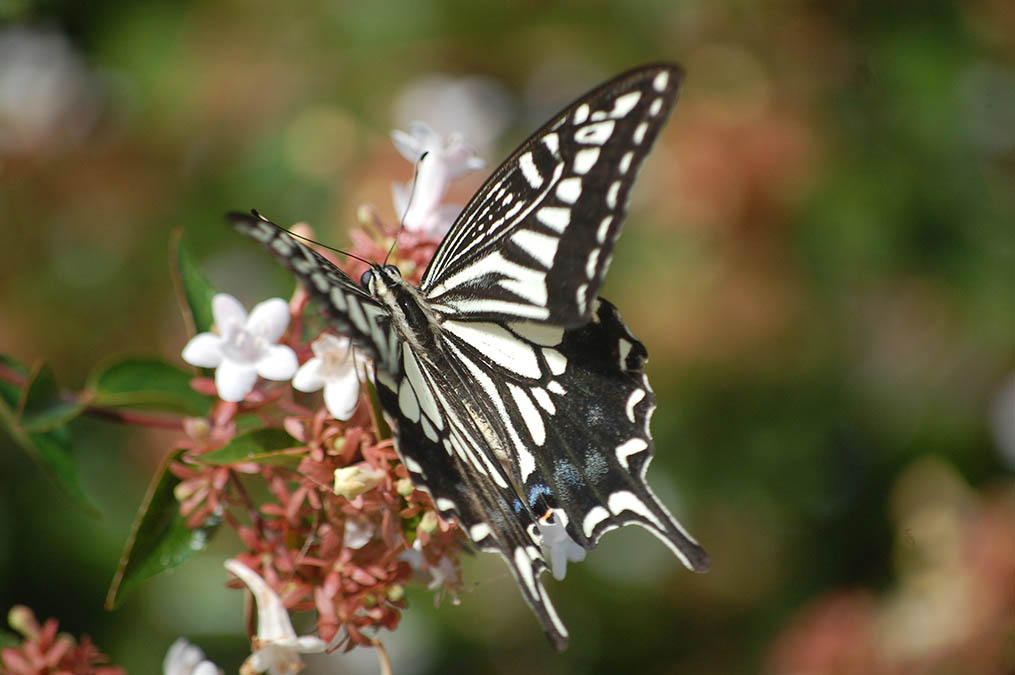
[1,606,124,675]
[171,122,487,668]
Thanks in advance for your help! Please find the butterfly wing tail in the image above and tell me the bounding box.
[616,485,711,573]
[489,545,570,651]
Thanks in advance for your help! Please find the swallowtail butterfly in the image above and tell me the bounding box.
[230,63,708,650]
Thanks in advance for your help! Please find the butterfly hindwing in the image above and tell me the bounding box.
[420,64,683,327]
[372,345,572,650]
[514,299,709,570]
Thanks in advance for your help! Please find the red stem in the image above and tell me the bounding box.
[0,361,187,431]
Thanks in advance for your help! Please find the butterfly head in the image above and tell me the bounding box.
[359,264,402,292]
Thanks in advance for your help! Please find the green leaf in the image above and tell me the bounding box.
[89,358,211,416]
[0,354,29,405]
[106,449,221,609]
[173,229,217,335]
[365,378,391,441]
[198,428,303,468]
[19,361,86,431]
[0,628,20,649]
[0,394,100,517]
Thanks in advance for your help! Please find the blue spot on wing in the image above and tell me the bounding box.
[528,484,553,509]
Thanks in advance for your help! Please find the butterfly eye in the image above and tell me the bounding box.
[359,269,374,288]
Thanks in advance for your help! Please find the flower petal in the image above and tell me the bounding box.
[224,560,298,642]
[441,138,486,178]
[322,369,360,421]
[193,663,221,675]
[537,509,587,580]
[343,516,375,549]
[182,333,225,368]
[212,293,247,330]
[311,333,350,358]
[391,128,424,162]
[408,121,441,151]
[427,556,458,591]
[215,360,258,402]
[163,638,222,675]
[245,645,302,675]
[292,358,325,392]
[294,636,328,652]
[246,297,291,343]
[391,180,410,216]
[256,344,298,381]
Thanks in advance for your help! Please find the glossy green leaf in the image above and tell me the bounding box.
[106,449,221,609]
[19,361,86,431]
[0,393,99,517]
[198,427,303,467]
[173,230,217,335]
[89,358,211,416]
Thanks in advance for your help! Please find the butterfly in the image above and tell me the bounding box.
[229,63,708,651]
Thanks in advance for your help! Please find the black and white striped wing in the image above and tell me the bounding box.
[420,64,682,327]
[377,297,708,650]
[371,344,570,648]
[229,212,401,370]
[503,299,708,567]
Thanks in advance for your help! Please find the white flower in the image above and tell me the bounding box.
[391,73,514,155]
[537,509,586,580]
[163,638,222,675]
[390,121,485,238]
[333,463,386,499]
[398,538,461,594]
[425,555,459,592]
[291,334,361,420]
[182,294,298,402]
[343,515,375,549]
[224,560,326,675]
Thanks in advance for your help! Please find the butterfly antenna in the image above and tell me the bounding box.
[250,209,373,267]
[384,150,429,265]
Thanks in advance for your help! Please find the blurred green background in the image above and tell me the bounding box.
[1,0,1012,673]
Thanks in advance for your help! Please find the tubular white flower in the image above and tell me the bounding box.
[162,638,222,675]
[182,294,298,402]
[537,509,586,581]
[390,121,485,238]
[291,334,361,420]
[224,560,326,675]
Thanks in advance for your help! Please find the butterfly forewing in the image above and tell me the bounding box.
[230,63,706,652]
[229,212,400,370]
[420,64,683,327]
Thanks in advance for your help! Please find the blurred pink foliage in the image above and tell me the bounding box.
[767,464,1015,675]
[1,606,125,675]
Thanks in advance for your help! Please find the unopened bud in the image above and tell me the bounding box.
[183,417,210,441]
[8,605,36,638]
[420,510,438,534]
[333,464,385,499]
[396,478,414,497]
